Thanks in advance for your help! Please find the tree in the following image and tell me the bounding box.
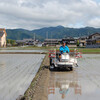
[7,39,16,46]
[77,40,79,46]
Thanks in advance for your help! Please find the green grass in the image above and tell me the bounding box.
[55,47,100,53]
[76,48,100,53]
[1,46,100,53]
[1,46,55,50]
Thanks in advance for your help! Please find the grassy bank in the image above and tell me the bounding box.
[75,48,100,54]
[1,46,100,54]
[23,54,49,100]
[0,46,53,50]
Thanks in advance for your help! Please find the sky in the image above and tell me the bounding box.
[0,0,100,30]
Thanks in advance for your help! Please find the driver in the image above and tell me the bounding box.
[59,41,70,54]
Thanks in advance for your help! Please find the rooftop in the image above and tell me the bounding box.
[0,31,4,37]
[0,28,7,37]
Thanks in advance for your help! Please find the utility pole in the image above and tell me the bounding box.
[34,33,35,45]
[88,32,89,36]
[46,31,48,39]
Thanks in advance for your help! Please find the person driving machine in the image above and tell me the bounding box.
[59,41,70,54]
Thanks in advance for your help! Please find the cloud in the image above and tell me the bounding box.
[0,0,100,29]
[87,18,100,27]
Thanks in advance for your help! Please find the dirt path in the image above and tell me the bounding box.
[24,54,49,100]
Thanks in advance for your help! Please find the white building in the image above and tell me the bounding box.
[0,28,7,47]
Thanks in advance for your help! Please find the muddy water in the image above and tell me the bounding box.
[0,54,45,100]
[0,50,46,53]
[48,54,100,100]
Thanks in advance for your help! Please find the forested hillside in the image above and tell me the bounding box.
[6,26,100,41]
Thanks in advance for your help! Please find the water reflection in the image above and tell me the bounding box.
[48,54,100,100]
[48,71,81,99]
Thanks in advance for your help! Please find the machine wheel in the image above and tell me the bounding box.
[70,67,73,71]
[50,58,53,65]
[49,65,55,71]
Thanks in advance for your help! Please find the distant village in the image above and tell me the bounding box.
[0,28,100,48]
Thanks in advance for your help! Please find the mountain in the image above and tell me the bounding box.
[6,26,100,41]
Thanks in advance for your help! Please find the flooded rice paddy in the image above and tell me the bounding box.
[0,50,46,53]
[48,54,100,100]
[0,54,100,100]
[0,54,45,100]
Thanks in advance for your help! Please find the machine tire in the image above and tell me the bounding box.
[49,65,55,71]
[70,67,73,71]
[50,58,53,66]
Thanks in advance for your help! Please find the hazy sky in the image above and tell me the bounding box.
[0,0,100,30]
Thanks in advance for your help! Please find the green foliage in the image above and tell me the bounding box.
[7,39,16,46]
[77,40,80,46]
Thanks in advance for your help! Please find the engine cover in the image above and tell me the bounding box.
[61,53,70,62]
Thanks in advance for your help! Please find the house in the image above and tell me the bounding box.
[86,33,100,45]
[62,37,77,47]
[0,28,7,47]
[43,39,62,46]
[16,40,26,46]
[16,38,39,46]
[43,37,77,47]
[86,33,100,48]
[78,36,87,47]
[88,33,100,40]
